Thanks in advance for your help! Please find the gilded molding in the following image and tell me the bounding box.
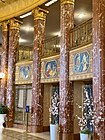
[8,18,22,30]
[61,0,75,5]
[0,21,8,31]
[0,0,48,22]
[32,7,48,20]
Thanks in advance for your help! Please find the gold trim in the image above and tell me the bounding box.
[61,0,75,5]
[32,7,48,20]
[70,43,92,53]
[42,54,60,60]
[16,60,33,66]
[8,18,23,30]
[0,0,48,22]
[0,21,8,31]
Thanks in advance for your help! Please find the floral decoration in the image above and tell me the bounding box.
[49,87,59,124]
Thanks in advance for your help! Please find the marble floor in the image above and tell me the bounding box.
[0,128,50,140]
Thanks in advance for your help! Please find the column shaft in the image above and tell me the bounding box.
[59,0,74,140]
[93,0,105,140]
[0,21,9,104]
[31,8,48,133]
[6,19,21,127]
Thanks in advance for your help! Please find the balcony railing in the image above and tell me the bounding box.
[17,19,92,61]
[70,18,92,49]
[17,46,33,62]
[42,36,60,58]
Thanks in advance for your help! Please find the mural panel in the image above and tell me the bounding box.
[19,65,32,80]
[45,60,58,78]
[15,62,33,84]
[69,44,93,80]
[74,51,89,73]
[41,56,59,83]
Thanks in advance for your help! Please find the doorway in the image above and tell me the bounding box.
[14,85,32,125]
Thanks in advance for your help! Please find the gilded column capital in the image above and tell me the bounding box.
[8,18,22,30]
[61,0,75,5]
[0,21,8,31]
[32,7,49,20]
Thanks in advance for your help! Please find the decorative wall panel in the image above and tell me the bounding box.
[41,55,60,83]
[15,44,92,84]
[69,44,92,80]
[15,61,33,84]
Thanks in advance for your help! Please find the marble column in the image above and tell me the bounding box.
[0,21,9,104]
[6,18,21,127]
[59,0,74,140]
[93,0,105,140]
[31,7,48,133]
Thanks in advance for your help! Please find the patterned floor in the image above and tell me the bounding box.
[0,128,50,140]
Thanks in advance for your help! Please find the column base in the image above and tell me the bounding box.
[59,132,74,140]
[31,125,43,133]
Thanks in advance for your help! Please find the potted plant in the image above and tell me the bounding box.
[49,87,59,140]
[0,104,8,128]
[80,128,92,140]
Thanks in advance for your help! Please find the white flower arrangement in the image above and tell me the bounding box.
[76,85,105,138]
[49,88,59,124]
[76,86,93,133]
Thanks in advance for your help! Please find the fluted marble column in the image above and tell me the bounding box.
[59,0,74,140]
[0,21,9,104]
[6,18,21,127]
[93,0,105,140]
[31,7,48,133]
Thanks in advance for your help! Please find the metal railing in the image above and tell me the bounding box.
[70,19,92,49]
[17,47,33,62]
[42,36,60,58]
[17,19,92,61]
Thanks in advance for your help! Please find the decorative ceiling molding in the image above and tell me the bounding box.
[0,0,47,22]
[0,0,5,3]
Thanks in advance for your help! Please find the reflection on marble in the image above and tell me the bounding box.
[0,128,48,140]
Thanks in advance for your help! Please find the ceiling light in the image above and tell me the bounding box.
[21,26,34,32]
[52,31,61,37]
[45,0,57,7]
[20,12,32,19]
[78,13,85,19]
[19,38,27,43]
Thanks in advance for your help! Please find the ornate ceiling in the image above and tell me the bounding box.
[0,0,18,8]
[0,0,92,46]
[0,0,47,22]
